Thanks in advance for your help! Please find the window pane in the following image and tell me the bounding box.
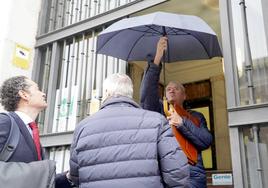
[242,125,268,188]
[48,146,70,173]
[231,0,268,105]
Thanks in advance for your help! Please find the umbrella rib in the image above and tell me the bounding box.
[170,27,187,35]
[128,28,160,36]
[97,29,127,53]
[128,25,162,36]
[168,27,212,59]
[126,26,160,61]
[125,32,147,61]
[126,25,163,60]
[145,25,163,35]
[186,32,210,58]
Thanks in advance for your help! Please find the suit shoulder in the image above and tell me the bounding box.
[0,113,12,128]
[0,113,12,152]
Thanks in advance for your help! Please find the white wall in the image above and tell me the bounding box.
[0,0,41,111]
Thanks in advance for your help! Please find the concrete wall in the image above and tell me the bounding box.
[0,0,41,111]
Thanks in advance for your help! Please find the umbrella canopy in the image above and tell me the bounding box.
[96,11,222,62]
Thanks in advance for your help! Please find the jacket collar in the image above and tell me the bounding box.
[100,96,140,110]
[9,112,42,160]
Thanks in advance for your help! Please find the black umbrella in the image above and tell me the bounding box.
[97,11,222,86]
[97,11,222,62]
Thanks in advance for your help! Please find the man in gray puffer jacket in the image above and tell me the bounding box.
[69,73,189,188]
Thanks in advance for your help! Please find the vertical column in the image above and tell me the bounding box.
[69,0,75,25]
[76,34,87,122]
[64,0,71,27]
[54,40,67,133]
[56,0,65,29]
[38,46,51,133]
[44,42,61,133]
[86,31,96,116]
[48,0,57,32]
[37,0,49,35]
[229,127,245,187]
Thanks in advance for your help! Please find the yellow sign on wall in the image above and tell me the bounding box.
[12,44,31,69]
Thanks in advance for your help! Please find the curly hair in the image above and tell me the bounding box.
[0,76,30,111]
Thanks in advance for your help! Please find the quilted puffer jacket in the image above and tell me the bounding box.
[70,96,189,188]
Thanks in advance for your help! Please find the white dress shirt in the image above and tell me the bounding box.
[15,111,34,137]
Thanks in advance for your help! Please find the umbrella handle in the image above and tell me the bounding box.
[161,27,169,90]
[163,96,174,117]
[162,26,167,36]
[163,51,166,89]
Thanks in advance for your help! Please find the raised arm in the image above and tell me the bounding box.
[140,37,167,113]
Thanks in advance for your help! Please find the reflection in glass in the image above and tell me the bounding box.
[242,125,268,188]
[231,0,268,105]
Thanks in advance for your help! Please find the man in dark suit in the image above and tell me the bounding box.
[0,76,72,188]
[0,76,47,162]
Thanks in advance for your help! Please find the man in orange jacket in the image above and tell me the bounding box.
[140,37,213,188]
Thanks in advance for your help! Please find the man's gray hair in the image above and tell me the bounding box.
[103,73,133,101]
[166,81,185,93]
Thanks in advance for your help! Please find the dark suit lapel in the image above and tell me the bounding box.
[9,112,38,160]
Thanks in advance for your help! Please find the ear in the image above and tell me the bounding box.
[18,90,29,100]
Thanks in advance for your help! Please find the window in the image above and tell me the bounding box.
[48,146,70,173]
[42,0,137,34]
[242,124,268,187]
[231,0,268,105]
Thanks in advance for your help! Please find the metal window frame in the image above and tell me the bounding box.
[228,103,268,126]
[37,0,50,36]
[219,0,240,108]
[219,0,268,187]
[44,42,62,134]
[228,127,245,187]
[261,0,268,55]
[220,0,268,125]
[35,0,167,47]
[41,131,74,147]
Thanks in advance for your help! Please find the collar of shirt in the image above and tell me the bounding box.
[15,111,34,137]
